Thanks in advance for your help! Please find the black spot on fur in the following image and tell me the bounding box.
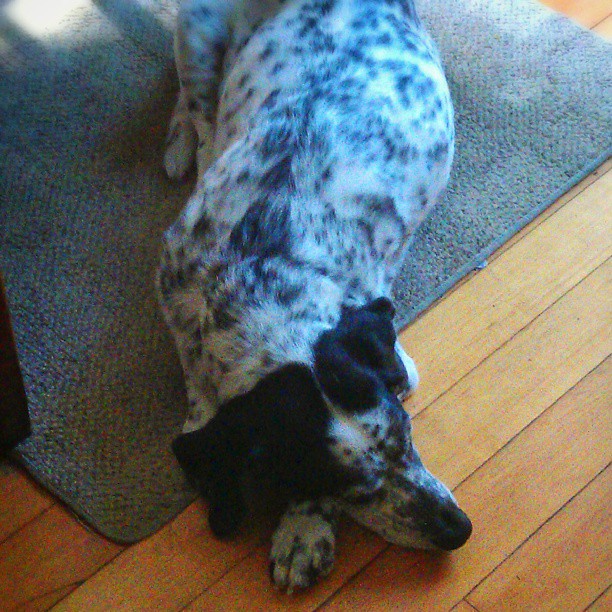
[398,145,419,163]
[276,283,302,306]
[270,61,285,76]
[319,0,336,15]
[212,300,238,330]
[427,141,449,162]
[417,186,428,208]
[376,31,392,45]
[398,0,421,21]
[259,41,277,61]
[191,5,211,19]
[356,194,396,216]
[228,199,292,259]
[262,89,281,110]
[258,154,295,192]
[415,77,435,97]
[237,73,249,89]
[236,169,250,184]
[356,219,375,249]
[310,33,336,54]
[193,214,212,237]
[258,122,296,158]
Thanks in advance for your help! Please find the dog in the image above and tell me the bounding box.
[158,0,472,591]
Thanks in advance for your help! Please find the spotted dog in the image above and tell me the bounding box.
[159,0,472,592]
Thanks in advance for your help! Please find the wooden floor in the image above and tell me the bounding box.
[1,2,611,610]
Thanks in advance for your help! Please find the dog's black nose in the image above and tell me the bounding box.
[431,505,473,551]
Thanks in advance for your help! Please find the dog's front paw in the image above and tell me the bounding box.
[270,500,339,593]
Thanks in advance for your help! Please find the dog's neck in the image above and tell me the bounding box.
[199,253,347,407]
[162,179,396,428]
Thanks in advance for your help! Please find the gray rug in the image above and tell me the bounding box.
[0,0,610,543]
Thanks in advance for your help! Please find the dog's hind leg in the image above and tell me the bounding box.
[164,0,238,179]
[164,90,198,180]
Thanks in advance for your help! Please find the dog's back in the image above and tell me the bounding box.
[159,0,454,417]
[161,0,454,365]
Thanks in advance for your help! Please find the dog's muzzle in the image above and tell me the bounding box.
[340,448,472,551]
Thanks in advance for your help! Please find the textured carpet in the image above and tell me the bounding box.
[0,0,610,543]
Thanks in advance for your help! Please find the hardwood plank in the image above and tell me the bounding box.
[410,260,611,488]
[185,520,384,612]
[0,504,122,610]
[0,461,54,543]
[593,13,612,38]
[321,357,611,611]
[586,587,612,611]
[54,501,266,611]
[413,160,611,311]
[400,167,611,414]
[539,0,612,27]
[181,261,610,611]
[23,585,77,612]
[483,160,611,263]
[452,601,479,612]
[467,468,612,612]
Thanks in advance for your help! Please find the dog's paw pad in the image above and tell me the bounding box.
[270,512,336,592]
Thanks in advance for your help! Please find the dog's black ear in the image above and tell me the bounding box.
[172,405,251,539]
[172,426,213,489]
[314,298,407,410]
[314,332,380,411]
[365,296,396,319]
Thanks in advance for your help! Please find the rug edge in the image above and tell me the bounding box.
[395,148,612,332]
[11,448,197,545]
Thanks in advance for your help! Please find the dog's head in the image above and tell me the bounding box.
[172,297,471,549]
